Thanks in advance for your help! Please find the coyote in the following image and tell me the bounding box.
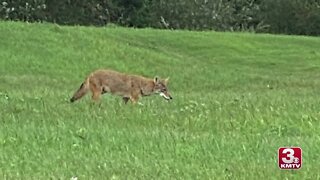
[70,69,173,104]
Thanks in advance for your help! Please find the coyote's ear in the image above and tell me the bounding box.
[165,77,170,83]
[154,76,159,84]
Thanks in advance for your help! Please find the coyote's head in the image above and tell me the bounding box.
[154,77,173,101]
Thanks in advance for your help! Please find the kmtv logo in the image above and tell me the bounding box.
[278,147,302,169]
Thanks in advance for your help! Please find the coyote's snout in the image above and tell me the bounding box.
[70,69,172,104]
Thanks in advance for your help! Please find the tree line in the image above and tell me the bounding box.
[1,0,320,36]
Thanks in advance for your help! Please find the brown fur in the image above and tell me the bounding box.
[70,69,172,103]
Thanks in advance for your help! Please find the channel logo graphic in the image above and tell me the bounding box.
[278,147,302,169]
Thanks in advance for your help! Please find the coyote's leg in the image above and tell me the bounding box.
[130,91,140,104]
[101,86,110,95]
[90,83,101,102]
[122,97,130,104]
[92,91,101,102]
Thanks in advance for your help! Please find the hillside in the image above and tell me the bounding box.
[0,21,320,179]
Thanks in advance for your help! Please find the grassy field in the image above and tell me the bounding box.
[0,21,320,179]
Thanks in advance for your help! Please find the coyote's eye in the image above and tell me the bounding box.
[161,88,167,92]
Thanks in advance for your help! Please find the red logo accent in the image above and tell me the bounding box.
[278,147,302,170]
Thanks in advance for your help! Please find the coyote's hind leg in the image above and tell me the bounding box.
[122,97,130,104]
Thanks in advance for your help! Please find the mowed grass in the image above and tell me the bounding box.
[0,21,320,179]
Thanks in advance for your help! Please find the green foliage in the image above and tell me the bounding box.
[1,0,320,35]
[148,0,263,31]
[1,21,320,179]
[0,0,114,26]
[0,0,46,22]
[112,0,152,27]
[45,0,111,26]
[260,0,320,36]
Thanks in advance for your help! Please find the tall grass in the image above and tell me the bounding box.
[0,21,320,179]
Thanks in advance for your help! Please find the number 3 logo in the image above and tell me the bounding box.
[282,148,295,163]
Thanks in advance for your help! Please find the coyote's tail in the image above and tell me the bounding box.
[70,78,89,103]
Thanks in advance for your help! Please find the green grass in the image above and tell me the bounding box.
[1,21,320,179]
